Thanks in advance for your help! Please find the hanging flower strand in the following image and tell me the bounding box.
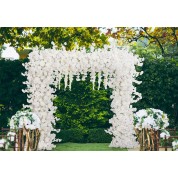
[22,42,143,150]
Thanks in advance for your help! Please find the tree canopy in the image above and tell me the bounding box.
[106,27,178,58]
[0,27,109,51]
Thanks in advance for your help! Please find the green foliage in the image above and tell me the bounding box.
[55,128,112,143]
[131,42,178,127]
[0,59,28,128]
[113,27,178,59]
[56,128,86,143]
[131,41,163,60]
[87,128,112,143]
[54,74,113,133]
[133,58,178,127]
[0,27,109,51]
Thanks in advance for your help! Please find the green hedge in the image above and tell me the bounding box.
[54,74,113,132]
[134,58,178,127]
[56,128,86,143]
[55,128,112,143]
[0,59,28,128]
[87,128,112,143]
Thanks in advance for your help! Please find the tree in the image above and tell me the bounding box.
[107,27,178,58]
[0,27,109,51]
[130,42,178,127]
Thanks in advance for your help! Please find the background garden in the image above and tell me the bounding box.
[0,27,178,148]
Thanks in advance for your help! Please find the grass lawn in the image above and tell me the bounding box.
[53,143,127,151]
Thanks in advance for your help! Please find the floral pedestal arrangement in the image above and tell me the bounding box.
[9,110,41,151]
[134,108,169,151]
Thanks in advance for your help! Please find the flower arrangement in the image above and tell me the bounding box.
[134,108,169,151]
[9,110,41,151]
[134,108,169,130]
[10,110,40,130]
[172,140,178,151]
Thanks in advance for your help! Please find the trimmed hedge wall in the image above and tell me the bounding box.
[0,59,28,128]
[134,58,178,127]
[55,128,112,143]
[57,128,86,143]
[87,128,112,143]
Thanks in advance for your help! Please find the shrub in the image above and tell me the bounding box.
[0,59,28,128]
[134,58,178,128]
[87,128,112,143]
[55,128,112,143]
[56,128,86,143]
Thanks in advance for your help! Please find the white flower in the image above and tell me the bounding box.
[7,132,16,142]
[160,131,170,139]
[10,119,14,129]
[134,108,169,130]
[0,139,6,148]
[136,109,147,118]
[172,140,178,150]
[10,110,40,130]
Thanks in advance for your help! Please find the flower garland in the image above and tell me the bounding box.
[22,43,143,150]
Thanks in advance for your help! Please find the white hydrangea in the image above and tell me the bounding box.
[10,110,40,130]
[7,132,16,142]
[0,139,10,150]
[23,42,143,150]
[172,140,178,151]
[160,130,170,139]
[134,108,169,130]
[0,139,6,148]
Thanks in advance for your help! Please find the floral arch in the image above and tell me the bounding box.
[22,44,143,150]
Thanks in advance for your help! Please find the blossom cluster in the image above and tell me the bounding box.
[10,110,40,130]
[172,140,178,151]
[22,43,143,150]
[0,132,17,150]
[0,138,10,150]
[160,130,170,139]
[134,108,169,130]
[7,132,16,142]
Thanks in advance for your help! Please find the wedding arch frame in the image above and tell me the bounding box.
[22,44,143,150]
